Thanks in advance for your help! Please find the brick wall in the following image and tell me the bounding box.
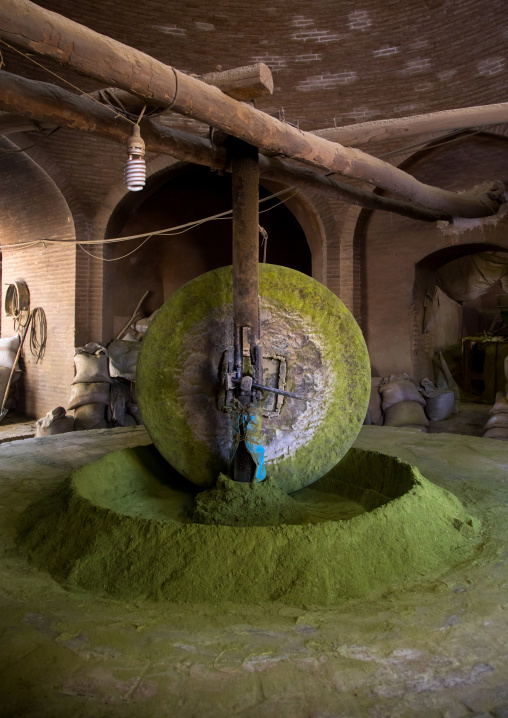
[356,133,508,380]
[0,140,76,417]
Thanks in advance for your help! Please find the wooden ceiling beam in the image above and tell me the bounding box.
[313,102,508,147]
[0,0,503,217]
[0,72,448,222]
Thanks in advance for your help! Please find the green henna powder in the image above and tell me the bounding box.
[17,445,480,606]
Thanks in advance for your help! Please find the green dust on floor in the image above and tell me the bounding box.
[16,445,480,606]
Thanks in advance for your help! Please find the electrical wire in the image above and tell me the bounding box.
[0,39,137,126]
[77,234,153,261]
[1,186,298,253]
[0,126,61,153]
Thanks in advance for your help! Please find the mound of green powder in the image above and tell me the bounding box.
[16,445,481,606]
[192,474,313,526]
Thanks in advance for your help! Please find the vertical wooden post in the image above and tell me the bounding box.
[231,137,259,341]
[230,138,261,482]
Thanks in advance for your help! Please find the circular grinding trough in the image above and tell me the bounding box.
[17,445,480,606]
[137,264,370,493]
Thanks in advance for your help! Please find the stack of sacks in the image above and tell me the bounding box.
[419,378,455,422]
[128,383,142,425]
[0,335,21,410]
[483,392,508,441]
[364,377,383,425]
[484,354,508,441]
[35,407,74,437]
[108,340,143,425]
[379,373,429,432]
[68,343,111,430]
[109,378,139,426]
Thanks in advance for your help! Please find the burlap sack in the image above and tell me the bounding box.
[73,352,111,385]
[368,377,383,426]
[0,335,19,370]
[36,407,74,437]
[108,340,141,382]
[485,413,508,430]
[128,404,143,425]
[383,401,429,427]
[419,379,454,421]
[110,378,130,426]
[380,375,426,412]
[483,427,508,441]
[67,382,110,410]
[74,403,106,431]
[490,393,508,414]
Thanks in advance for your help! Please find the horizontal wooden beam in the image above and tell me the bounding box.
[0,0,503,218]
[313,102,508,147]
[0,73,449,223]
[200,63,273,101]
[91,63,273,116]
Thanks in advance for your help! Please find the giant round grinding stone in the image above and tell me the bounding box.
[137,264,370,492]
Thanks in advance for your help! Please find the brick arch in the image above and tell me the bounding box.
[413,241,508,380]
[91,154,182,244]
[18,140,101,347]
[93,155,345,338]
[21,141,89,243]
[256,178,327,284]
[0,136,77,415]
[348,130,508,379]
[341,125,508,330]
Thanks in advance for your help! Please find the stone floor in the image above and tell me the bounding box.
[1,425,508,717]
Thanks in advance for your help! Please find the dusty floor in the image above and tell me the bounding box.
[428,402,490,437]
[1,424,508,717]
[0,411,35,444]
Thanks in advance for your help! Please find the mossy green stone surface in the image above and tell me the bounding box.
[137,264,370,492]
[17,445,480,606]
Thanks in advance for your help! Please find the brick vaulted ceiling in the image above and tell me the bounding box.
[2,0,508,214]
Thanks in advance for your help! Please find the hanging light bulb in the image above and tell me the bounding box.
[124,124,146,192]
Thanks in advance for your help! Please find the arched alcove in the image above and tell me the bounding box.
[0,137,77,415]
[352,132,508,379]
[414,244,508,399]
[102,164,314,339]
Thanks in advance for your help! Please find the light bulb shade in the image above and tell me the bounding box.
[124,157,146,192]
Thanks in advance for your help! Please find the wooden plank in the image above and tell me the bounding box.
[201,63,273,101]
[0,0,504,218]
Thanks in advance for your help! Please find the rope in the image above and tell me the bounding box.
[165,68,179,112]
[29,307,47,363]
[259,225,268,263]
